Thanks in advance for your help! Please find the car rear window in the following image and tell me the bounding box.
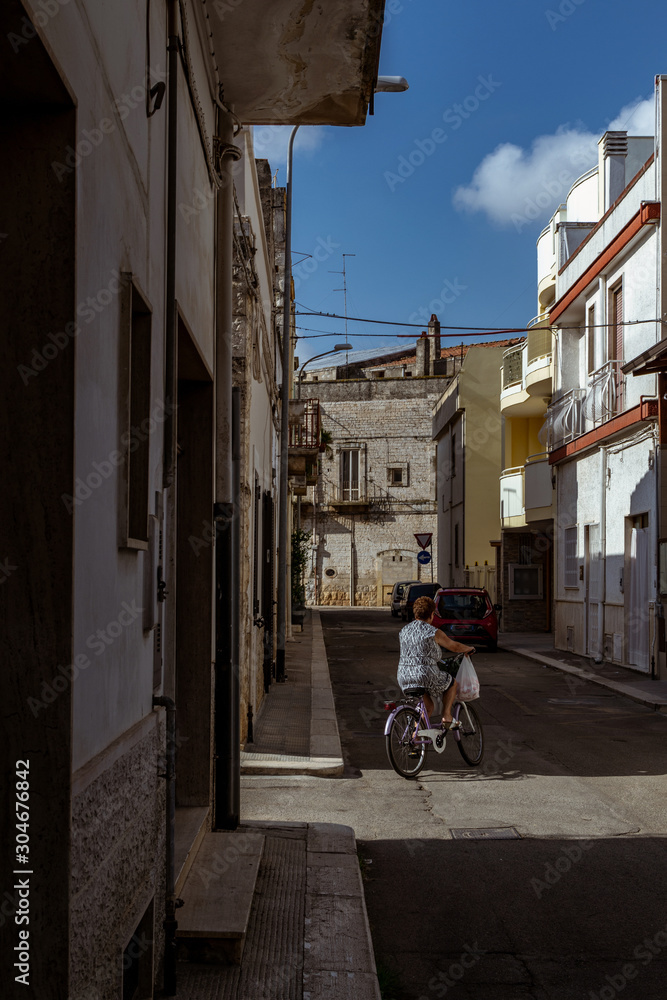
[409,585,438,598]
[437,593,488,620]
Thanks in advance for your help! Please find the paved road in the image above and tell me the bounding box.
[242,609,667,1000]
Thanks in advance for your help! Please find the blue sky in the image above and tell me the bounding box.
[253,0,667,362]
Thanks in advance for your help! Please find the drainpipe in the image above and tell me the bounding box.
[214,107,242,829]
[153,696,178,996]
[596,447,607,664]
[276,125,300,682]
[349,515,355,606]
[163,0,179,488]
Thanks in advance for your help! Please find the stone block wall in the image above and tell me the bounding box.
[70,717,166,1000]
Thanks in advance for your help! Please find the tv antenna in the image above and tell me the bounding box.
[329,253,356,364]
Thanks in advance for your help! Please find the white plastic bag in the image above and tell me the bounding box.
[456,655,479,702]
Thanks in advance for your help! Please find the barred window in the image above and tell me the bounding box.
[564,526,578,587]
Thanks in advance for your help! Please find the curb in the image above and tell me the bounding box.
[502,644,667,712]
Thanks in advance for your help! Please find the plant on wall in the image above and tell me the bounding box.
[291,528,312,607]
[319,428,333,458]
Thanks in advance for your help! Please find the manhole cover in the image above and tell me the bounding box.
[450,827,521,840]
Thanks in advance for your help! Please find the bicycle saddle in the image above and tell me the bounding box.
[403,686,426,696]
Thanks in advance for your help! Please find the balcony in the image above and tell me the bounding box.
[500,342,548,417]
[525,326,553,398]
[546,362,627,452]
[546,388,586,450]
[524,453,553,522]
[500,467,526,528]
[288,399,320,476]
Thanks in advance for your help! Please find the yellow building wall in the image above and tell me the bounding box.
[459,345,504,588]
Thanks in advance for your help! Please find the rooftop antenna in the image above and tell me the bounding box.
[272,167,279,187]
[329,253,356,365]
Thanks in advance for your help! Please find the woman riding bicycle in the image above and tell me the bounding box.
[397,595,475,730]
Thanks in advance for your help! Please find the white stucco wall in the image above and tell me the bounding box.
[43,0,217,770]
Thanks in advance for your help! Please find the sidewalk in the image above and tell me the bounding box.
[172,611,381,1000]
[501,632,667,711]
[241,611,344,775]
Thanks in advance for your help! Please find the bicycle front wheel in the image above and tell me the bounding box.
[455,702,484,766]
[386,707,426,779]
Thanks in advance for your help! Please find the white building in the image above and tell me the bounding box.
[0,1,386,996]
[544,77,667,674]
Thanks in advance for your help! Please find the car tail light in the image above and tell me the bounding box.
[384,702,397,711]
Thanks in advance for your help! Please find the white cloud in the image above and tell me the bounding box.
[453,96,654,229]
[251,125,326,179]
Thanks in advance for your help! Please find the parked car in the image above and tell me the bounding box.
[399,582,440,621]
[389,580,420,617]
[432,587,500,651]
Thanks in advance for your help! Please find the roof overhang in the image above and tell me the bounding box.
[622,336,667,376]
[207,0,386,125]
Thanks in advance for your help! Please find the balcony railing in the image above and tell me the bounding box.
[584,360,625,426]
[524,453,553,512]
[288,398,320,450]
[500,467,524,522]
[546,388,586,450]
[526,327,552,365]
[527,311,550,330]
[502,344,525,389]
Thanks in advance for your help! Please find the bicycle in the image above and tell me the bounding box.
[384,686,484,778]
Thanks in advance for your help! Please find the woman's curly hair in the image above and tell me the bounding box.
[412,596,435,620]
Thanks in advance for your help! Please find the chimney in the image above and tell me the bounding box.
[415,332,430,376]
[598,131,628,213]
[428,314,441,374]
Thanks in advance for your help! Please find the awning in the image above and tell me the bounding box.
[622,337,667,376]
[206,0,386,125]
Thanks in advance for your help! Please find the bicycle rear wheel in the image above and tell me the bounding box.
[386,707,426,778]
[455,702,484,766]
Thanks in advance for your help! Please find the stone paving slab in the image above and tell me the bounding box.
[302,971,381,1000]
[307,823,357,855]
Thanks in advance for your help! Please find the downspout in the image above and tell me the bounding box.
[163,0,179,488]
[153,696,178,996]
[276,125,300,683]
[213,108,242,828]
[596,447,607,664]
[158,8,179,993]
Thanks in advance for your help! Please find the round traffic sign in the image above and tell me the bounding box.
[417,551,431,565]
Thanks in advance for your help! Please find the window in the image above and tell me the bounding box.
[587,303,595,374]
[509,564,543,600]
[609,281,623,361]
[564,526,578,587]
[120,275,152,548]
[387,463,408,487]
[451,432,456,477]
[341,449,360,500]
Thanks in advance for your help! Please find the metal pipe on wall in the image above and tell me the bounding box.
[213,108,239,829]
[276,125,300,683]
[153,696,177,995]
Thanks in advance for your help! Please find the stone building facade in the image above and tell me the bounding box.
[299,330,456,606]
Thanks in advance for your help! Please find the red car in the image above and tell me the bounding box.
[432,587,499,652]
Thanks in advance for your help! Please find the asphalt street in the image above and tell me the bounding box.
[241,609,667,999]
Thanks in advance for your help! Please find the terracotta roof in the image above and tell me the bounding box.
[379,336,525,368]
